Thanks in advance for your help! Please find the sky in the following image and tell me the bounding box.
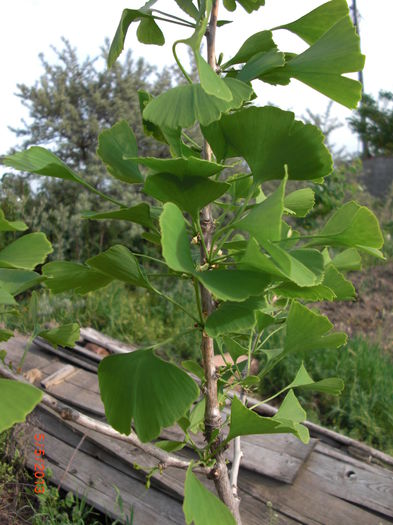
[0,0,392,161]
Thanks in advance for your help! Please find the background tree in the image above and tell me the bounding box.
[348,90,393,157]
[2,39,174,260]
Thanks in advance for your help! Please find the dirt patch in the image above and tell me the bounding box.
[319,262,393,350]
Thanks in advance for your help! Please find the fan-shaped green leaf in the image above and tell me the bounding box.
[274,282,336,301]
[223,0,265,14]
[97,121,142,184]
[143,78,253,129]
[174,0,199,20]
[0,379,43,433]
[86,245,151,288]
[284,188,315,217]
[238,49,285,82]
[145,173,228,220]
[284,301,347,354]
[289,362,344,395]
[0,269,44,295]
[196,270,269,302]
[0,288,17,305]
[275,0,349,45]
[159,203,194,273]
[39,323,80,348]
[82,203,154,229]
[136,17,164,46]
[205,297,263,337]
[322,264,355,300]
[0,210,27,232]
[331,248,362,271]
[0,233,52,270]
[128,156,226,178]
[42,262,112,294]
[202,106,332,182]
[98,350,199,441]
[183,466,236,525]
[223,30,276,67]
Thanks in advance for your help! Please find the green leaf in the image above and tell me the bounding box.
[222,336,248,363]
[128,156,226,178]
[97,121,143,184]
[3,147,87,186]
[272,390,310,443]
[98,350,199,441]
[223,30,277,67]
[136,17,164,46]
[205,297,262,337]
[138,90,168,144]
[0,328,14,342]
[238,49,285,82]
[145,173,228,220]
[174,0,199,20]
[202,106,332,182]
[236,175,287,243]
[189,397,205,432]
[331,248,362,271]
[0,379,43,433]
[82,203,154,230]
[182,360,205,380]
[284,301,347,354]
[183,466,236,525]
[42,262,112,294]
[0,269,44,295]
[0,288,17,305]
[311,201,384,254]
[265,16,365,108]
[195,53,233,101]
[143,78,253,129]
[155,440,185,453]
[275,0,349,45]
[86,245,151,289]
[108,3,160,67]
[196,270,269,302]
[274,282,336,302]
[223,0,265,14]
[284,188,315,217]
[322,264,355,300]
[227,394,309,443]
[289,362,344,395]
[39,323,80,348]
[0,209,27,232]
[159,203,194,273]
[0,233,52,270]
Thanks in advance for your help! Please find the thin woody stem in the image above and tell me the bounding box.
[199,1,242,523]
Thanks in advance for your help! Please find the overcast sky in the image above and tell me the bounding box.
[1,0,392,160]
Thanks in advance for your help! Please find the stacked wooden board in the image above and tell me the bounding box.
[3,330,393,524]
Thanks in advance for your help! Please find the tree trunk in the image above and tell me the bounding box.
[199,2,242,523]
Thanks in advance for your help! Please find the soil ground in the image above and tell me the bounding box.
[319,261,393,351]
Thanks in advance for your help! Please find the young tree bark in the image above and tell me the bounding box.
[199,2,242,523]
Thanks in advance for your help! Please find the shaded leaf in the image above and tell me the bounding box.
[98,350,199,441]
[155,440,185,453]
[129,156,226,178]
[0,288,17,305]
[87,245,151,288]
[202,106,332,182]
[97,121,143,184]
[136,17,164,46]
[0,269,44,295]
[182,360,205,380]
[322,264,356,300]
[284,188,315,217]
[289,362,344,395]
[39,323,80,348]
[0,233,52,270]
[183,466,236,525]
[238,49,285,82]
[274,282,336,302]
[222,336,248,363]
[205,297,263,337]
[0,209,27,232]
[0,379,42,433]
[223,30,276,67]
[43,262,112,294]
[159,203,194,273]
[196,270,269,302]
[82,203,155,230]
[0,328,13,342]
[174,0,199,20]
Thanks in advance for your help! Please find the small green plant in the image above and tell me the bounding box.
[2,1,384,523]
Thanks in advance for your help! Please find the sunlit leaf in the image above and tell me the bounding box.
[39,323,80,348]
[159,203,194,273]
[284,188,315,217]
[202,106,332,182]
[98,350,199,441]
[238,49,285,82]
[183,466,236,525]
[0,233,52,270]
[0,379,42,433]
[196,52,233,101]
[143,78,253,129]
[0,209,27,232]
[289,362,344,395]
[322,264,355,300]
[0,269,44,295]
[223,30,276,67]
[331,248,362,271]
[136,17,164,46]
[155,440,185,453]
[284,301,347,354]
[0,288,17,305]
[97,121,143,184]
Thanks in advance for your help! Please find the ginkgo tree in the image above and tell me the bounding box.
[3,0,384,523]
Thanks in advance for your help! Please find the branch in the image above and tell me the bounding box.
[0,365,209,475]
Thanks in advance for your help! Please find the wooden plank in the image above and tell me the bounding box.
[239,467,393,525]
[34,337,98,372]
[44,380,105,417]
[41,365,77,389]
[23,422,186,524]
[304,442,393,519]
[80,327,137,354]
